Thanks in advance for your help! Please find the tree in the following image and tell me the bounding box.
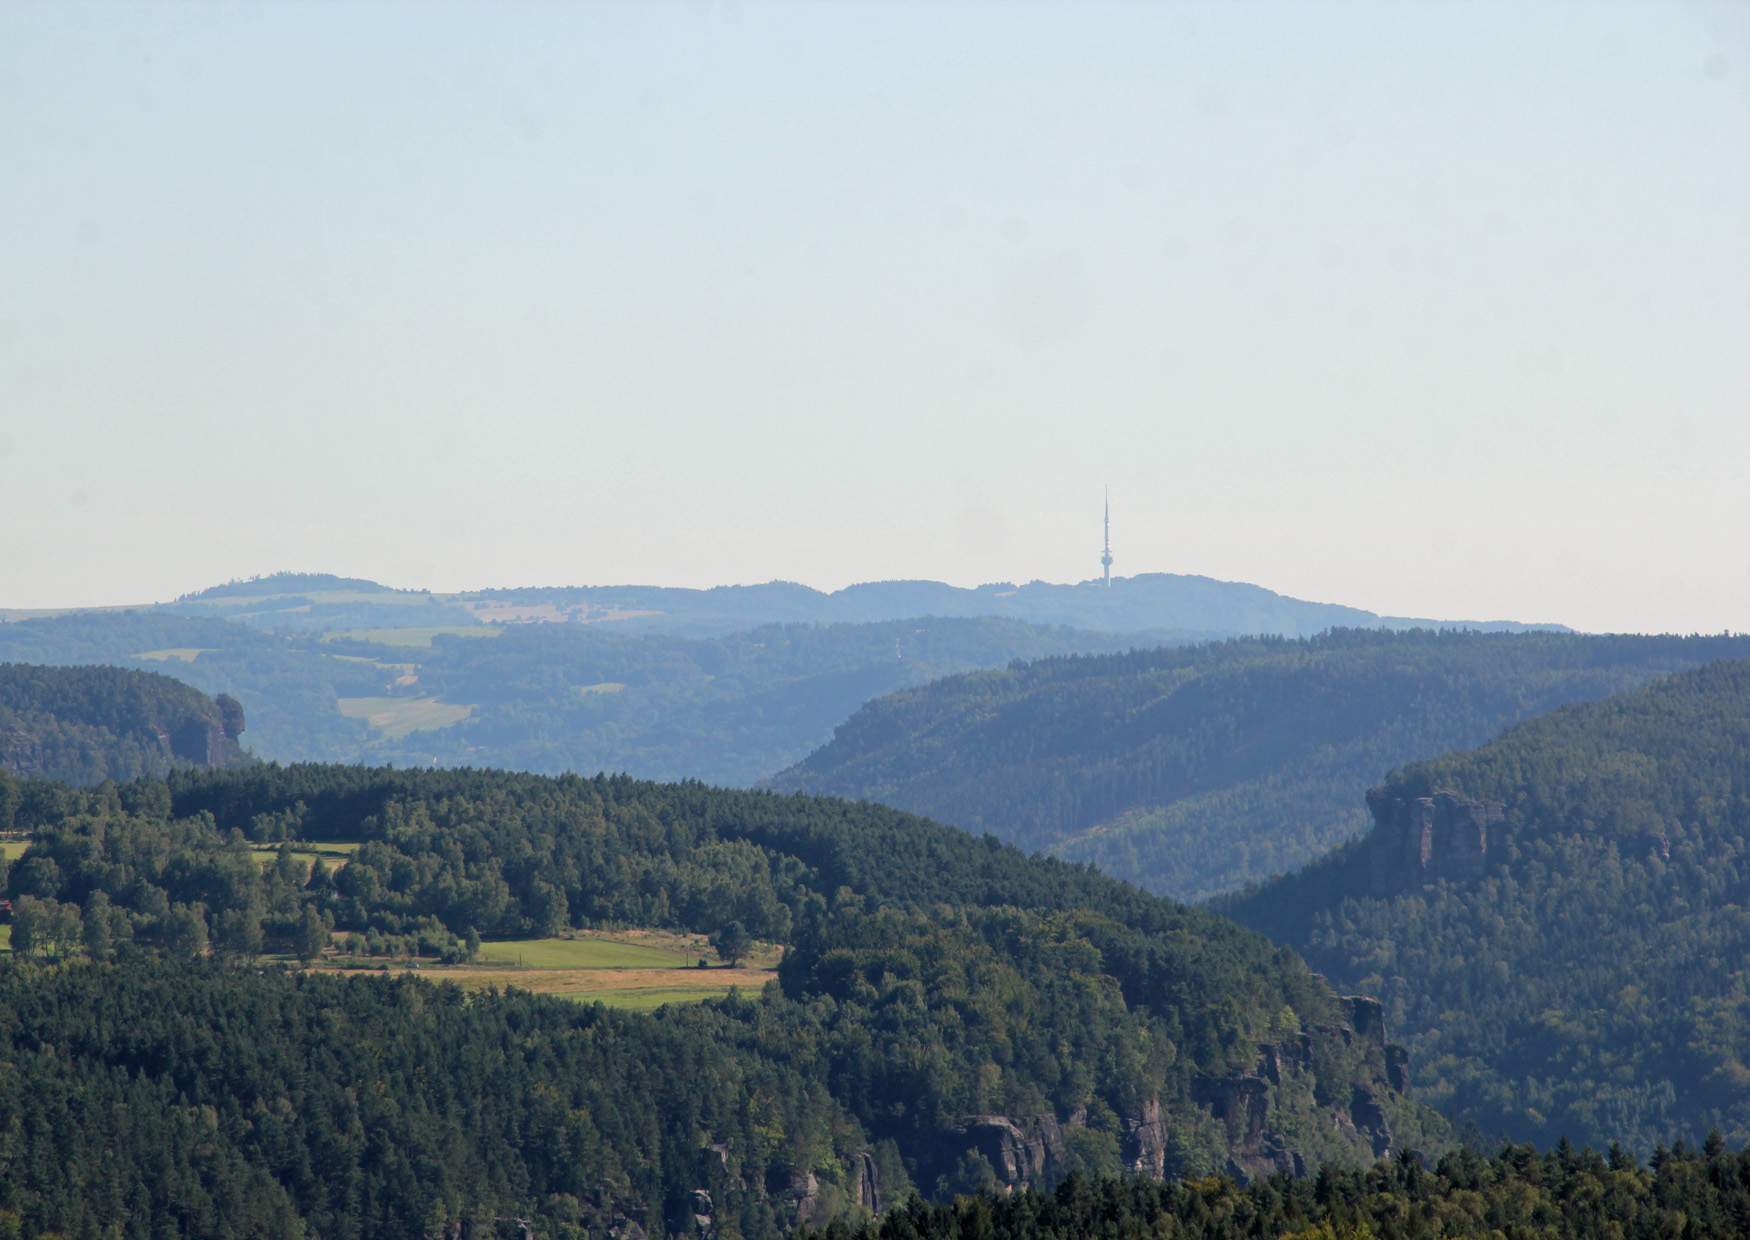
[709,921,752,967]
[217,904,265,960]
[82,890,115,962]
[165,903,209,958]
[296,903,330,964]
[532,880,569,938]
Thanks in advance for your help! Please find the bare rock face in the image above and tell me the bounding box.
[0,728,45,778]
[852,1151,881,1214]
[958,1114,1066,1185]
[1366,788,1501,894]
[1126,1097,1170,1177]
[1346,995,1387,1050]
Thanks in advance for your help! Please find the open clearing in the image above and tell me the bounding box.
[337,695,472,738]
[475,936,690,969]
[321,930,779,1009]
[0,839,32,862]
[328,626,502,648]
[249,840,362,870]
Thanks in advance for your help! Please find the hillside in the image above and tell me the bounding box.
[0,611,1153,785]
[1225,659,1750,1154]
[0,663,248,785]
[770,631,1750,902]
[0,763,1443,1235]
[156,569,1562,639]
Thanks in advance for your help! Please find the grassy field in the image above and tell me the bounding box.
[249,840,362,870]
[0,839,32,863]
[323,930,778,1009]
[0,924,10,953]
[337,695,472,738]
[134,648,212,662]
[327,626,502,648]
[474,936,689,969]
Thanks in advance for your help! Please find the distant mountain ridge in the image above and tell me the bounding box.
[769,631,1750,901]
[153,569,1568,638]
[0,663,249,785]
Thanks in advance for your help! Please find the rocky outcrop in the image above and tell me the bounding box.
[1126,1097,1170,1177]
[1366,788,1501,894]
[956,1113,1066,1185]
[852,1151,881,1214]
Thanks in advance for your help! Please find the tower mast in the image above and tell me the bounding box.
[1101,488,1113,587]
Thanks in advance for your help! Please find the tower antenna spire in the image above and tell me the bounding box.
[1101,488,1113,587]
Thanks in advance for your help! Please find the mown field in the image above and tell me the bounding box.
[320,930,780,1010]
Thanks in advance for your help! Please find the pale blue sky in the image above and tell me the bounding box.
[3,2,1745,632]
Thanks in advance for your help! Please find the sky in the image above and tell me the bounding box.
[2,2,1746,633]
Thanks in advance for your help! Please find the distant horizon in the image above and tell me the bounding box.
[5,3,1744,634]
[7,563,1587,633]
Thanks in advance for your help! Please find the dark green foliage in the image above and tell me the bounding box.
[808,1142,1750,1240]
[711,919,752,965]
[0,662,249,785]
[1228,658,1750,1155]
[0,959,875,1238]
[0,762,1434,1234]
[772,630,1750,900]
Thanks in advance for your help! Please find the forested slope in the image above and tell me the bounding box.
[771,631,1750,901]
[1226,659,1750,1154]
[0,662,248,785]
[0,611,1150,784]
[0,763,1441,1236]
[813,1142,1750,1240]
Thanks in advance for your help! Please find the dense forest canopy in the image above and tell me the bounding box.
[0,662,247,785]
[1226,658,1750,1156]
[809,1141,1750,1240]
[772,631,1750,901]
[0,762,1438,1236]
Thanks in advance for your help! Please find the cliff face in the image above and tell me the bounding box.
[907,1000,1421,1194]
[1364,788,1501,894]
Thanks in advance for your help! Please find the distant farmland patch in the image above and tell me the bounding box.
[327,625,502,648]
[337,695,472,738]
[134,648,212,663]
[577,682,627,696]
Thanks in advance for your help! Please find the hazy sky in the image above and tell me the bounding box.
[3,2,1745,632]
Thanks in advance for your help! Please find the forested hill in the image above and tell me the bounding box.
[0,763,1443,1236]
[0,663,247,785]
[1224,659,1750,1155]
[0,610,1150,785]
[769,631,1750,902]
[156,569,1561,639]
